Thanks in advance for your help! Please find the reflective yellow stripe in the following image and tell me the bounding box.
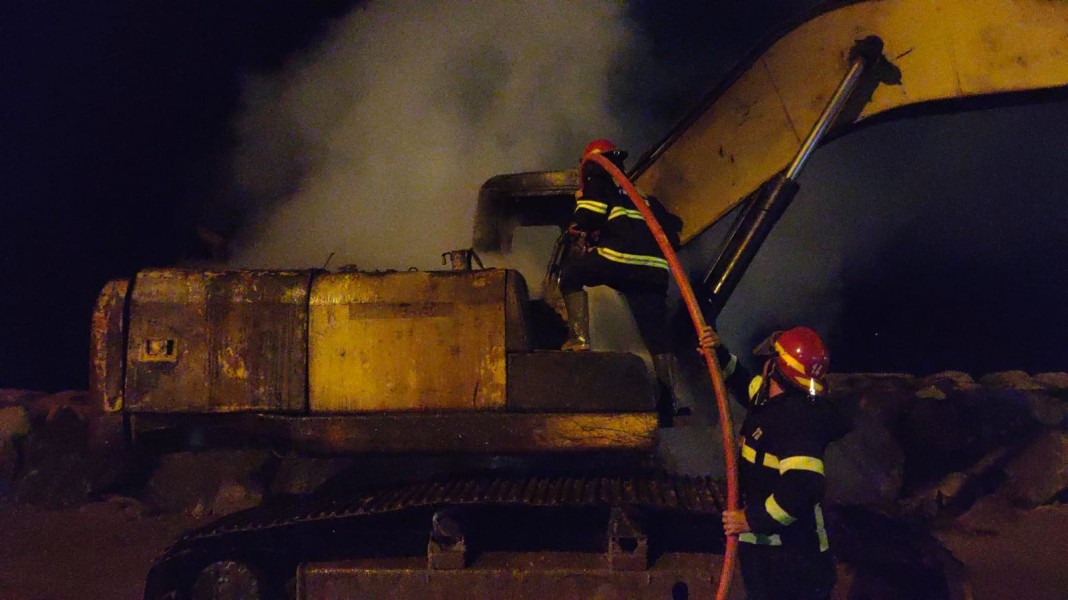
[740,440,779,469]
[608,206,644,220]
[748,375,763,400]
[739,532,782,546]
[595,247,668,270]
[773,341,805,373]
[765,494,796,526]
[575,200,607,214]
[779,456,824,475]
[815,504,829,552]
[763,452,779,469]
[741,442,756,463]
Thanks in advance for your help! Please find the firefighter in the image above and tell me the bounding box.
[558,138,683,419]
[716,326,849,600]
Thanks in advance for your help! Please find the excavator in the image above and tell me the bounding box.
[88,1,1068,598]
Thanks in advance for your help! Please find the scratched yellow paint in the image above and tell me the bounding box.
[537,414,658,450]
[635,0,1068,243]
[308,269,510,412]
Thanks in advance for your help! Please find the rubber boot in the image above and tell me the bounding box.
[561,290,591,351]
[653,353,691,426]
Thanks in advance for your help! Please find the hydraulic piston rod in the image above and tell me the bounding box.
[702,36,884,320]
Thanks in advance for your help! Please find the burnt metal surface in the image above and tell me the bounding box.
[132,411,658,454]
[308,269,511,412]
[90,278,129,412]
[472,170,579,253]
[506,352,656,413]
[125,269,312,413]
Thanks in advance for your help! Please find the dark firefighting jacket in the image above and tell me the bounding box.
[737,388,846,553]
[719,350,849,554]
[571,163,679,288]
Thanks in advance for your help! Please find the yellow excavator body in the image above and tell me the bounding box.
[92,0,1067,456]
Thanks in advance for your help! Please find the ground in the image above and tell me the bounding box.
[1,497,1066,599]
[0,500,203,600]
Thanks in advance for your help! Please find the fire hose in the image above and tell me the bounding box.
[582,153,739,600]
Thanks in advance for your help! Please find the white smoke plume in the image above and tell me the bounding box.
[229,1,647,273]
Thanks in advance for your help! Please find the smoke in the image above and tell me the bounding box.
[228,1,648,272]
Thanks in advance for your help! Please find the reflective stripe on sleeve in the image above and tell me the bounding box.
[778,455,825,475]
[741,442,757,463]
[739,532,782,546]
[575,200,608,214]
[765,494,797,526]
[608,206,645,220]
[815,504,829,552]
[595,247,669,270]
[740,440,779,469]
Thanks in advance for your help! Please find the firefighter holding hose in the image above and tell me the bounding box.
[714,326,849,600]
[558,139,683,421]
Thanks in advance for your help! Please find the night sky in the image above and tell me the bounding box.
[2,1,1065,392]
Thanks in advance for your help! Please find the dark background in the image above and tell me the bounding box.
[1,0,1065,391]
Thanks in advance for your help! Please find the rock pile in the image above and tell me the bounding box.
[825,369,1068,517]
[822,369,1068,598]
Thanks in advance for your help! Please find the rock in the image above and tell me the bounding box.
[14,455,96,509]
[269,455,357,496]
[23,390,99,426]
[914,385,946,400]
[0,439,17,497]
[1022,391,1068,428]
[103,494,153,520]
[978,370,1042,391]
[0,406,31,490]
[0,405,31,442]
[919,370,980,393]
[1002,430,1068,508]
[900,445,1011,521]
[848,389,915,428]
[1033,372,1068,390]
[826,373,916,397]
[0,389,44,408]
[210,480,264,517]
[825,411,904,510]
[897,389,1034,491]
[21,405,89,464]
[12,408,135,508]
[144,450,274,517]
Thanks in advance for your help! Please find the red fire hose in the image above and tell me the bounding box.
[583,153,739,600]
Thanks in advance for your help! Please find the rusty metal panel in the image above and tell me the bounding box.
[125,269,312,413]
[309,269,509,412]
[237,412,658,454]
[90,278,130,412]
[634,0,1068,243]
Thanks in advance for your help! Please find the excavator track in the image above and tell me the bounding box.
[145,472,729,600]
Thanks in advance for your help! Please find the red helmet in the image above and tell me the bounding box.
[583,138,617,158]
[754,326,829,396]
